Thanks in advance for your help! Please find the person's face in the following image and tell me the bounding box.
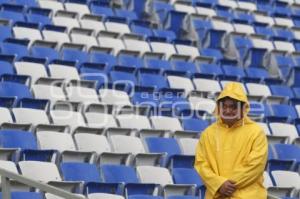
[218,98,244,126]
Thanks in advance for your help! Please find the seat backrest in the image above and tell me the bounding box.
[145,137,182,158]
[13,108,50,126]
[150,116,183,131]
[0,107,13,124]
[0,82,32,100]
[0,160,19,175]
[88,193,125,199]
[110,135,145,154]
[274,144,300,161]
[99,89,132,106]
[172,168,203,186]
[74,133,111,154]
[14,61,48,84]
[19,161,62,182]
[128,196,163,199]
[50,110,86,132]
[101,164,139,183]
[263,171,273,188]
[269,123,299,143]
[0,130,37,149]
[177,138,198,155]
[32,84,66,102]
[37,131,76,152]
[48,64,80,81]
[271,170,300,189]
[0,192,44,199]
[85,112,118,128]
[65,86,99,103]
[136,166,173,186]
[167,76,194,96]
[116,114,152,129]
[188,96,216,114]
[60,162,101,183]
[192,78,221,94]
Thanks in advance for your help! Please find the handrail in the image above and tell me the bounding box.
[0,167,84,199]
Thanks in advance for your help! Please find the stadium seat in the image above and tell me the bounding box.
[18,161,62,182]
[0,192,44,199]
[60,162,101,183]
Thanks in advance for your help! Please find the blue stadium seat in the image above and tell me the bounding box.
[222,65,246,80]
[0,25,12,42]
[110,70,137,91]
[0,130,37,150]
[274,27,294,41]
[146,58,173,73]
[164,10,186,37]
[15,0,39,7]
[0,4,26,23]
[271,104,298,121]
[293,87,300,97]
[172,168,203,187]
[101,164,139,183]
[118,54,144,69]
[274,144,300,171]
[79,63,108,89]
[153,29,176,42]
[89,1,115,18]
[129,0,149,19]
[216,5,234,21]
[167,196,199,199]
[274,55,295,79]
[115,9,138,22]
[90,52,117,71]
[269,84,295,99]
[0,81,32,100]
[1,39,29,60]
[0,60,15,76]
[198,63,224,79]
[159,89,190,117]
[61,49,90,68]
[153,0,173,23]
[200,48,223,62]
[172,61,198,76]
[128,196,163,199]
[233,10,254,24]
[0,129,55,161]
[31,46,59,63]
[181,118,209,133]
[138,72,169,91]
[145,137,183,166]
[131,86,159,109]
[232,35,252,61]
[244,47,268,68]
[60,162,102,183]
[245,67,271,81]
[172,168,205,199]
[130,21,153,38]
[255,25,275,39]
[0,192,44,199]
[101,164,156,196]
[257,0,273,14]
[26,7,52,27]
[273,2,291,17]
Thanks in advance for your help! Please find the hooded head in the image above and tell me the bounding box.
[215,82,250,127]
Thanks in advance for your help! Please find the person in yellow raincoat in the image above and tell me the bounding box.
[194,82,268,199]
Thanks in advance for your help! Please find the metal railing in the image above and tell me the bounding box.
[0,167,84,199]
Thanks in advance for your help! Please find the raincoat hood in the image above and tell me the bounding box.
[215,82,250,119]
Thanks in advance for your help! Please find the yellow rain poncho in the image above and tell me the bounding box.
[194,82,268,199]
